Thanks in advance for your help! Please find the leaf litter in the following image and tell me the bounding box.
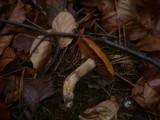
[0,0,160,119]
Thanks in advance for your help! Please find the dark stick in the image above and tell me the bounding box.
[0,19,77,38]
[95,38,160,69]
[63,0,67,11]
[0,19,160,69]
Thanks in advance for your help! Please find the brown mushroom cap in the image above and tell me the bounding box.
[77,38,114,79]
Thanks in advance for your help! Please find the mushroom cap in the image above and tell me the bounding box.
[77,38,114,79]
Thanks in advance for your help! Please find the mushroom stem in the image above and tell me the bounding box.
[63,58,96,107]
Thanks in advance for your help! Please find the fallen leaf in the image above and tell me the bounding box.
[138,12,155,30]
[79,96,119,120]
[0,0,26,55]
[128,25,148,41]
[24,76,54,111]
[13,33,34,53]
[99,0,136,34]
[136,34,160,52]
[30,31,53,72]
[52,11,77,49]
[0,47,16,72]
[131,74,160,117]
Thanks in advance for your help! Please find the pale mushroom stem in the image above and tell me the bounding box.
[63,58,96,107]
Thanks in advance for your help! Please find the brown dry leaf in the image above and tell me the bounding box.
[136,34,160,52]
[99,0,136,34]
[131,77,160,117]
[24,76,54,111]
[0,47,16,72]
[79,96,119,120]
[0,0,26,55]
[138,12,155,30]
[52,11,77,49]
[128,25,148,41]
[30,31,53,72]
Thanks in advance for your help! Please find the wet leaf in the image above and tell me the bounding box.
[30,32,53,72]
[24,76,54,111]
[79,96,119,120]
[0,47,16,72]
[52,11,77,49]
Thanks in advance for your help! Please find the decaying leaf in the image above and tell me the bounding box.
[0,47,16,72]
[0,0,26,55]
[79,96,119,120]
[30,31,53,72]
[24,76,54,111]
[52,11,77,49]
[131,74,160,116]
[136,34,160,52]
[99,0,136,34]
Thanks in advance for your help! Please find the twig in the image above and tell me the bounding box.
[115,73,135,87]
[63,0,67,11]
[1,19,160,69]
[41,46,60,76]
[95,38,160,69]
[0,19,78,38]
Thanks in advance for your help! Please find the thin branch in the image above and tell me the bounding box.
[0,19,160,69]
[0,19,78,38]
[95,38,160,69]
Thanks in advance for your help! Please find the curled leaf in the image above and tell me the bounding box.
[52,11,77,49]
[79,96,119,120]
[30,30,53,72]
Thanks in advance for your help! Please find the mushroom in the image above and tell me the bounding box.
[63,38,115,107]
